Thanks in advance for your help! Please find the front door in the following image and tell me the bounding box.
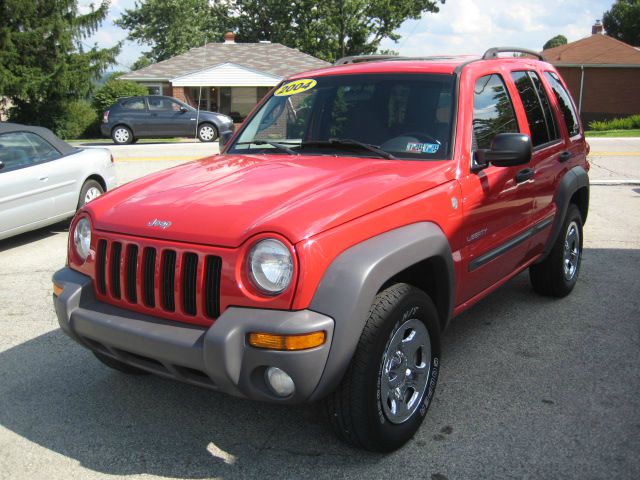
[458,72,536,303]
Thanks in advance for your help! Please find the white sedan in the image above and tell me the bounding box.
[0,123,117,240]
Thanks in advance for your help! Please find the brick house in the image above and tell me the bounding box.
[543,21,640,124]
[120,32,329,123]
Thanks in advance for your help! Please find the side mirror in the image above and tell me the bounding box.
[0,160,4,171]
[473,133,532,171]
[180,106,188,113]
[219,131,233,149]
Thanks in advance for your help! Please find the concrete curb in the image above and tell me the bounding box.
[590,180,640,186]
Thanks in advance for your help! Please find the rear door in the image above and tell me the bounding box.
[118,97,150,136]
[508,69,565,263]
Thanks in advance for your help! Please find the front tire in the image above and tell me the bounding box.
[323,283,441,452]
[111,125,133,145]
[77,179,104,209]
[529,204,583,297]
[197,123,218,142]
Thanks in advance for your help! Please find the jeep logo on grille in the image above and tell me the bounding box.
[147,219,172,229]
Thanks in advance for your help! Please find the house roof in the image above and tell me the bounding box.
[121,43,330,83]
[543,34,640,66]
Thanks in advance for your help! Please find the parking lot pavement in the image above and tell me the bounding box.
[588,137,640,184]
[0,150,639,480]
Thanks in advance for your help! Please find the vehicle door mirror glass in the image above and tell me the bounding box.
[474,133,532,170]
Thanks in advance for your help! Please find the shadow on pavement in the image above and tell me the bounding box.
[1,248,639,478]
[0,220,70,253]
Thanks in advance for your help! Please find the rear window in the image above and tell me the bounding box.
[120,98,145,110]
[511,71,559,147]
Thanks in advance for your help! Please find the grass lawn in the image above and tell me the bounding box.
[585,129,640,137]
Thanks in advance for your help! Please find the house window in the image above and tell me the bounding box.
[143,84,163,96]
[220,87,259,122]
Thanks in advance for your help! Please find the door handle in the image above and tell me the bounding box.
[515,168,534,183]
[38,176,48,182]
[559,151,572,162]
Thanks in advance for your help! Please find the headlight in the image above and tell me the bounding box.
[248,239,293,295]
[73,217,92,261]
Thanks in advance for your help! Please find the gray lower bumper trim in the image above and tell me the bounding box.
[53,268,334,404]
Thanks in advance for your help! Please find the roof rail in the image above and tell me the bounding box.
[334,55,403,65]
[482,47,546,61]
[334,54,471,66]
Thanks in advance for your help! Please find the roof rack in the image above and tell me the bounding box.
[334,55,468,65]
[482,47,546,61]
[334,55,403,65]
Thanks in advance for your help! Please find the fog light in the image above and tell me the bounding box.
[265,367,295,397]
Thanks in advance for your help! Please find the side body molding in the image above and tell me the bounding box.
[542,165,589,258]
[308,222,455,401]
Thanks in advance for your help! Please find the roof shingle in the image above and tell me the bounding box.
[543,34,640,65]
[121,43,330,81]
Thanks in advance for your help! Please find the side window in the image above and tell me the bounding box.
[121,98,145,110]
[0,131,62,172]
[472,74,519,150]
[544,72,580,137]
[511,71,559,147]
[24,133,62,163]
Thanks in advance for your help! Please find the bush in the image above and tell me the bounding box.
[92,75,148,115]
[589,114,640,131]
[53,100,99,139]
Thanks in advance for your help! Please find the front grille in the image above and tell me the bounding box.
[94,236,222,324]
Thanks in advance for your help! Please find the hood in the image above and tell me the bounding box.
[86,153,455,247]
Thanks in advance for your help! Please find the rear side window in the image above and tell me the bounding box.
[0,132,60,172]
[472,74,519,150]
[120,98,145,110]
[511,71,559,147]
[544,72,580,137]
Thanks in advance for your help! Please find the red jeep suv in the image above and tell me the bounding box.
[53,48,589,452]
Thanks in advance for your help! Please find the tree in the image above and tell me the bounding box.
[231,0,444,62]
[116,0,444,63]
[603,0,640,46]
[0,0,119,131]
[543,34,568,50]
[115,0,230,62]
[91,72,148,114]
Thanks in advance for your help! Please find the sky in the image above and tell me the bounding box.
[80,0,615,69]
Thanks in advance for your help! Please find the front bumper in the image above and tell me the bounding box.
[53,267,334,404]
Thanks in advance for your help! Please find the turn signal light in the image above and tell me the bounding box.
[248,331,326,351]
[53,283,64,297]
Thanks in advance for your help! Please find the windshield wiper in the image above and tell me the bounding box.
[235,140,298,155]
[300,138,396,160]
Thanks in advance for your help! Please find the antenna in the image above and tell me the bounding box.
[194,37,207,143]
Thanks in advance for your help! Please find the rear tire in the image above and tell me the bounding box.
[529,204,583,297]
[93,351,150,375]
[111,125,133,145]
[323,283,441,452]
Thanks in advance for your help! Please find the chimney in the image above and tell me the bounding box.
[592,20,604,35]
[224,32,235,44]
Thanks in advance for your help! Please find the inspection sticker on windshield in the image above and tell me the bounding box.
[406,142,440,154]
[274,79,317,96]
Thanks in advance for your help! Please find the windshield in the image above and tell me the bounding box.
[229,73,455,160]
